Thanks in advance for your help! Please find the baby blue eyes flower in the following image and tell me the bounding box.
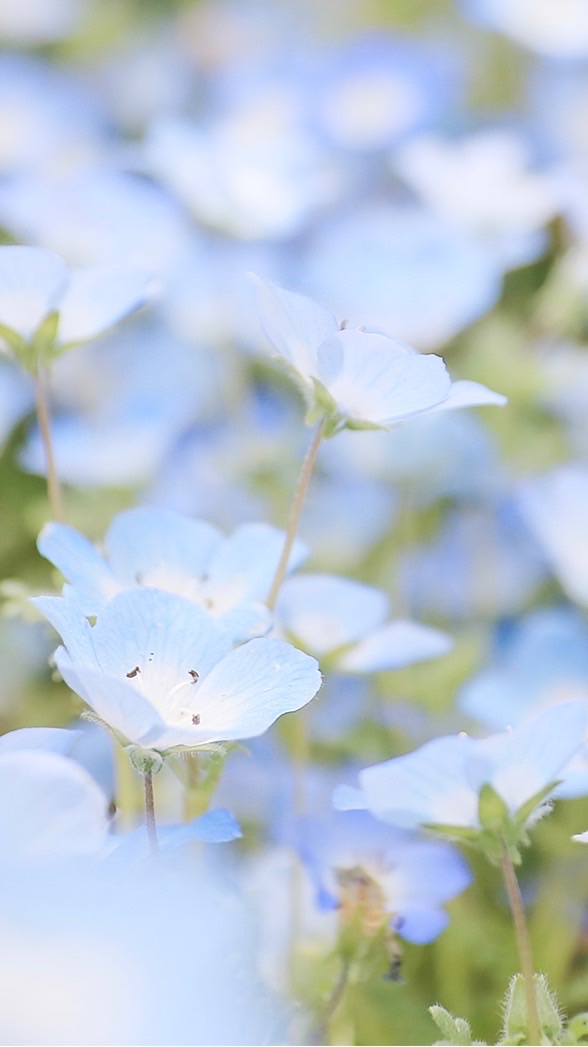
[38,507,306,642]
[0,244,150,369]
[33,588,322,755]
[277,572,452,671]
[334,702,588,860]
[249,272,506,434]
[299,810,472,946]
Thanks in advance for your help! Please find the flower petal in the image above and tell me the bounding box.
[249,272,339,381]
[105,507,223,589]
[0,245,68,341]
[37,521,119,615]
[277,573,388,655]
[316,330,452,426]
[57,263,151,343]
[189,637,321,742]
[338,619,453,672]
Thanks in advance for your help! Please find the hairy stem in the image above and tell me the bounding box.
[501,847,540,1045]
[144,770,159,856]
[34,367,64,522]
[266,418,325,610]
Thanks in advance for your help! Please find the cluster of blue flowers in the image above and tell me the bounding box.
[2,1,588,1045]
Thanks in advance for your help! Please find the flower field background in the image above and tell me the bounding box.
[2,1,588,1044]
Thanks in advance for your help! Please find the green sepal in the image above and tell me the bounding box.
[422,821,482,844]
[30,310,60,367]
[478,783,510,832]
[125,745,164,776]
[306,377,340,433]
[498,972,563,1046]
[429,1004,485,1045]
[0,323,30,368]
[514,779,560,829]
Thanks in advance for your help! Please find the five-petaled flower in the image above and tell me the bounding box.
[33,588,322,755]
[250,272,507,435]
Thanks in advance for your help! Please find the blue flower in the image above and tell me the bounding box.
[33,588,322,754]
[250,271,506,433]
[298,809,471,945]
[0,245,150,366]
[519,464,588,608]
[334,702,588,841]
[38,508,306,642]
[276,572,452,671]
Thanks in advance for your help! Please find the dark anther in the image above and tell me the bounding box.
[192,714,201,725]
[188,669,200,682]
[126,666,141,678]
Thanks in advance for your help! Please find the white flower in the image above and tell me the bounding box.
[33,588,322,754]
[250,273,506,433]
[0,245,150,363]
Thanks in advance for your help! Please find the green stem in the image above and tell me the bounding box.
[34,367,64,522]
[144,770,159,856]
[308,956,351,1045]
[501,847,540,1045]
[266,418,325,610]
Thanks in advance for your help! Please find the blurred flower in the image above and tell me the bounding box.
[300,204,502,349]
[398,499,546,621]
[459,607,588,731]
[0,746,109,865]
[0,0,88,44]
[276,572,452,671]
[250,272,506,434]
[334,702,588,849]
[299,809,472,945]
[518,464,588,607]
[0,245,150,367]
[310,33,462,153]
[0,854,288,1045]
[462,0,588,58]
[394,129,559,268]
[33,588,321,755]
[38,508,306,641]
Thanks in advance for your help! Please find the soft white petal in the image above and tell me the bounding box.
[359,735,479,829]
[0,749,108,861]
[184,637,322,743]
[54,652,167,748]
[37,521,119,614]
[31,595,100,668]
[0,245,68,340]
[488,701,588,812]
[88,589,233,711]
[316,330,452,425]
[338,620,453,672]
[429,379,507,412]
[207,522,307,606]
[105,508,223,589]
[277,573,388,655]
[249,272,338,381]
[57,264,151,343]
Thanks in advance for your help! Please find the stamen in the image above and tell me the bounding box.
[192,714,200,725]
[126,666,141,678]
[188,669,200,682]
